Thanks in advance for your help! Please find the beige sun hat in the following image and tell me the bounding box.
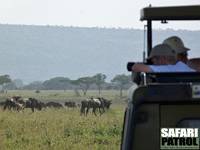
[148,43,176,59]
[163,36,190,54]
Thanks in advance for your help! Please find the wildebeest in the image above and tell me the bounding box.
[25,98,44,112]
[80,97,105,116]
[45,102,63,109]
[99,97,112,110]
[64,101,76,108]
[2,96,46,112]
[3,96,25,111]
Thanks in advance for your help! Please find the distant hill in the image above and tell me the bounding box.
[0,24,199,83]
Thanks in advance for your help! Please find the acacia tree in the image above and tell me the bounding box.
[43,77,70,90]
[0,75,11,85]
[93,73,106,95]
[71,76,94,96]
[111,74,131,98]
[0,75,12,92]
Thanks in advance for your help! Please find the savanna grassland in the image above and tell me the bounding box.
[0,90,127,150]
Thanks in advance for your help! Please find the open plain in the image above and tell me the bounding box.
[0,90,127,150]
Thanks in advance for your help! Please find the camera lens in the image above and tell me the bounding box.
[127,62,135,71]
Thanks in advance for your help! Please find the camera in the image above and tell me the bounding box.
[127,62,135,71]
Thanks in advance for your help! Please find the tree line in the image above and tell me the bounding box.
[0,73,133,97]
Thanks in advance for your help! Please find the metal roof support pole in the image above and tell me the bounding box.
[147,20,152,57]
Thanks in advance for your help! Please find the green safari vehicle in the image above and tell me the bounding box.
[121,5,200,150]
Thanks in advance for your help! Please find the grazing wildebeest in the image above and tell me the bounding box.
[64,101,76,108]
[80,99,89,116]
[45,102,63,109]
[25,98,43,112]
[99,97,112,109]
[3,96,25,111]
[80,97,105,116]
[3,98,17,111]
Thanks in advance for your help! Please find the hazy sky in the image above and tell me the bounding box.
[1,0,200,30]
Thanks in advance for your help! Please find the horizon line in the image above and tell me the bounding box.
[0,23,200,31]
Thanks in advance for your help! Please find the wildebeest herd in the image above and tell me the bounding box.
[80,97,112,116]
[0,96,112,116]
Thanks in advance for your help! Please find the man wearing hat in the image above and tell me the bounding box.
[163,36,189,64]
[163,36,200,71]
[132,43,195,72]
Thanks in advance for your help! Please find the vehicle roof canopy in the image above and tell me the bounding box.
[140,5,200,21]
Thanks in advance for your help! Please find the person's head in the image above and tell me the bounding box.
[163,36,190,63]
[148,44,177,65]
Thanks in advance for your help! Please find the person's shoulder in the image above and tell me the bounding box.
[176,61,185,65]
[176,61,188,67]
[176,61,196,72]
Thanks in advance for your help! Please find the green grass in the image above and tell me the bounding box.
[0,90,127,150]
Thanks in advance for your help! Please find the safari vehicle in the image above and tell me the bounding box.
[121,5,200,150]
